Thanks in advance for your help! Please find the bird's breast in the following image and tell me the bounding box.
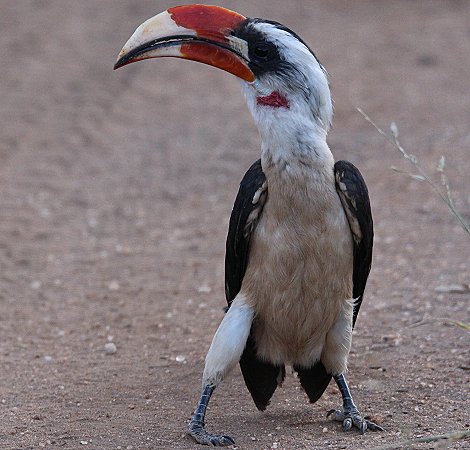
[241,170,354,365]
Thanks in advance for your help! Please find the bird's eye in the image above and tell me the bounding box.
[253,43,270,59]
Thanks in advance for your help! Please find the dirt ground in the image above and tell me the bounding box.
[1,1,469,449]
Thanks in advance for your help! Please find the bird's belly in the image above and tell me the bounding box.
[241,195,353,366]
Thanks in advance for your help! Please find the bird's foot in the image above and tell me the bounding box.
[188,419,235,446]
[327,407,384,434]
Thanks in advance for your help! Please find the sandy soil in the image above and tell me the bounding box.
[0,1,469,449]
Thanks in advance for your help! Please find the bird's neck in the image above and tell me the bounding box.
[242,84,334,178]
[259,119,333,173]
[255,108,334,178]
[258,119,335,213]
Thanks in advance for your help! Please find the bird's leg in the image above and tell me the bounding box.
[327,373,384,434]
[188,295,254,446]
[188,384,235,446]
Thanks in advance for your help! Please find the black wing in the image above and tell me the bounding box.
[225,159,267,306]
[334,160,374,328]
[225,160,285,410]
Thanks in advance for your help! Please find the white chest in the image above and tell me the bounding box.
[240,164,354,365]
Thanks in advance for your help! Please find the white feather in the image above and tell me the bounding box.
[202,295,254,387]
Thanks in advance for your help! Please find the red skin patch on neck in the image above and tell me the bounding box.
[257,92,290,108]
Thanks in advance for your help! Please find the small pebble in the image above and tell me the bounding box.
[104,342,117,355]
[87,217,98,228]
[175,355,186,363]
[197,285,211,293]
[108,280,120,291]
[435,284,469,294]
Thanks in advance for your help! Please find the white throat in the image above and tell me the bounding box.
[241,83,334,173]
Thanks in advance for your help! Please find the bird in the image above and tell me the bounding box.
[114,4,384,446]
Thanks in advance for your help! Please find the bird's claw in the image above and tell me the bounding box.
[188,420,235,446]
[327,408,384,434]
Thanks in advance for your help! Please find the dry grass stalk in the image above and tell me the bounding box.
[357,108,470,236]
[410,317,470,332]
[357,108,469,332]
[371,429,470,450]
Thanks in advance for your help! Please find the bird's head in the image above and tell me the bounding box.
[115,5,332,142]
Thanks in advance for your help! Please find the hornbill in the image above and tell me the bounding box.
[115,4,384,446]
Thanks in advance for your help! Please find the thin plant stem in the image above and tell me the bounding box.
[357,108,469,332]
[371,429,470,450]
[357,108,470,236]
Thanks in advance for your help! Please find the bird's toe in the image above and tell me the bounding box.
[210,435,235,446]
[327,408,384,434]
[326,408,345,422]
[188,420,235,446]
[342,416,353,431]
[363,417,384,432]
[351,414,367,434]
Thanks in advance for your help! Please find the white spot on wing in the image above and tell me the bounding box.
[252,181,267,205]
[244,207,261,238]
[244,182,267,238]
[336,173,362,243]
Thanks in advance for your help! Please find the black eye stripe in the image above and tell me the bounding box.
[254,44,269,58]
[233,18,321,78]
[232,18,324,76]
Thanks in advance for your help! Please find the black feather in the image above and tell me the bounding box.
[225,159,266,306]
[334,160,374,328]
[294,362,332,404]
[240,335,285,411]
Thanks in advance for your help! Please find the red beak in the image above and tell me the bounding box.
[114,4,255,82]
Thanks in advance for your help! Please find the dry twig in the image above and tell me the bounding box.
[358,108,470,332]
[357,108,470,236]
[410,317,470,331]
[371,429,470,450]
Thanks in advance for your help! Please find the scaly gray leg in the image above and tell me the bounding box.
[188,384,235,446]
[327,373,384,434]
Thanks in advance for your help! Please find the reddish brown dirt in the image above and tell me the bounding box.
[0,1,469,449]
